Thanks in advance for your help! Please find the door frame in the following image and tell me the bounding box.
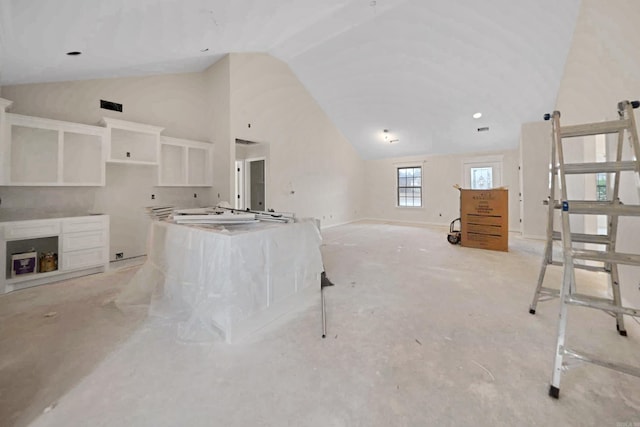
[235,160,244,209]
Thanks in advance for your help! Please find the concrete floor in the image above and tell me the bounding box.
[1,221,639,427]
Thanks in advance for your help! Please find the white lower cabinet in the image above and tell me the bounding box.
[62,248,105,271]
[1,215,109,293]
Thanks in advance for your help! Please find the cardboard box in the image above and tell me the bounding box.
[11,251,38,277]
[460,189,508,251]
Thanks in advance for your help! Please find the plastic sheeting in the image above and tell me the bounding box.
[116,219,324,343]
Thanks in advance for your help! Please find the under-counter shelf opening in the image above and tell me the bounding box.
[5,236,58,280]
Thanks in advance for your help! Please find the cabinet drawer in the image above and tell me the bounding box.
[62,217,105,233]
[62,230,106,252]
[4,220,60,240]
[62,248,105,270]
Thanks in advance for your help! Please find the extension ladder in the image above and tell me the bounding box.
[529,100,640,398]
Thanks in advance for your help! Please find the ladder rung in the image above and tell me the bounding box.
[571,249,640,266]
[551,231,611,244]
[567,295,640,317]
[563,161,638,174]
[559,200,640,216]
[562,347,640,378]
[540,287,560,297]
[549,260,607,272]
[560,119,630,137]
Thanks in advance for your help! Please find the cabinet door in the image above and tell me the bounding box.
[62,230,106,252]
[63,132,104,185]
[10,125,59,184]
[61,248,104,270]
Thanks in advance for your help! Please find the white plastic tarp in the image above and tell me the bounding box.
[117,219,324,343]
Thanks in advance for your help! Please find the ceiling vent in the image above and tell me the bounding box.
[477,126,489,132]
[100,99,123,112]
[235,138,259,145]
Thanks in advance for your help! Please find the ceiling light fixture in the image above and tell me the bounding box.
[66,51,82,56]
[382,129,399,144]
[200,48,209,52]
[473,112,482,119]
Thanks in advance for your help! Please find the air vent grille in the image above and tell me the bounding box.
[100,100,123,112]
[235,138,259,145]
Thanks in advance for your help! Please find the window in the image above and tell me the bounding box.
[470,167,493,189]
[463,155,503,189]
[397,166,422,207]
[596,173,607,201]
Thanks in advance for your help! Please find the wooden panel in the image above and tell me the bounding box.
[61,248,104,270]
[62,230,106,252]
[4,220,60,240]
[460,189,509,251]
[62,217,106,233]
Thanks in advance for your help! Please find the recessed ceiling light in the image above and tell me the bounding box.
[66,51,82,56]
[473,112,482,119]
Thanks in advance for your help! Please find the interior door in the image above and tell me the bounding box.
[249,160,265,210]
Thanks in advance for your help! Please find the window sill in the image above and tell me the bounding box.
[395,205,424,209]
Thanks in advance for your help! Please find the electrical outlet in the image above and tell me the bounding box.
[115,252,124,259]
[194,193,197,198]
[151,194,155,200]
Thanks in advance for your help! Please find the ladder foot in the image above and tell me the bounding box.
[549,385,560,399]
[616,323,628,336]
[529,308,536,315]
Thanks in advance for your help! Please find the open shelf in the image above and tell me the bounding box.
[5,236,58,280]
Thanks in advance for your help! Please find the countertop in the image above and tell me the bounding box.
[0,209,105,223]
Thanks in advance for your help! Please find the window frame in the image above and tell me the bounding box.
[595,172,607,201]
[396,165,423,208]
[462,155,504,190]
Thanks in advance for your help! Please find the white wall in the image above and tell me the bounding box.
[227,53,366,227]
[363,149,520,232]
[555,0,640,309]
[519,121,552,239]
[204,56,233,205]
[0,72,213,260]
[0,52,366,263]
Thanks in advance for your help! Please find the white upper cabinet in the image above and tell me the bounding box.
[100,118,163,165]
[158,136,213,187]
[3,113,106,186]
[0,99,214,187]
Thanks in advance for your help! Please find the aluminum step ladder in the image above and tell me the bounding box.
[530,100,640,398]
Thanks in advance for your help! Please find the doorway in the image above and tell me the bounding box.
[245,158,266,211]
[235,139,269,211]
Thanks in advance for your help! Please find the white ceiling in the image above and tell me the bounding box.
[0,0,581,159]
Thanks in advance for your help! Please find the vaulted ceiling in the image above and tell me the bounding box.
[0,0,582,159]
